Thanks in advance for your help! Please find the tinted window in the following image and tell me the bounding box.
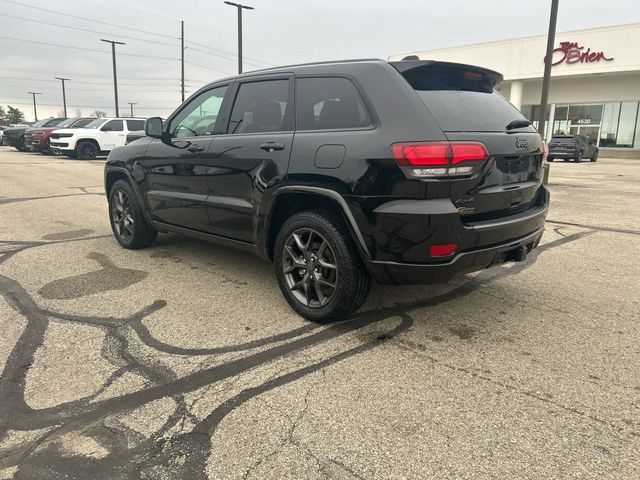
[171,85,227,138]
[296,77,370,131]
[102,120,123,132]
[43,118,66,127]
[400,64,529,132]
[228,79,289,134]
[83,118,107,129]
[127,120,145,131]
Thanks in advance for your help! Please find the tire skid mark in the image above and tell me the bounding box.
[0,228,598,477]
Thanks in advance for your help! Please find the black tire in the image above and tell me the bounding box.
[547,157,554,162]
[591,150,598,162]
[76,140,99,160]
[108,180,157,249]
[274,210,371,322]
[574,151,583,163]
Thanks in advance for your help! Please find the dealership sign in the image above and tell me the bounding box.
[547,41,614,66]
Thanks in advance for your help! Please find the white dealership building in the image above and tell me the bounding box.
[390,23,640,158]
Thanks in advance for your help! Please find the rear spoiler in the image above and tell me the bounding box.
[389,60,503,91]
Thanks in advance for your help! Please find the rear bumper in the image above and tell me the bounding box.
[548,150,576,159]
[359,185,549,285]
[366,227,544,285]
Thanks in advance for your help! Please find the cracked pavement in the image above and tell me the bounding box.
[0,147,638,479]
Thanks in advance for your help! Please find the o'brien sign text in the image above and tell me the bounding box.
[547,41,614,66]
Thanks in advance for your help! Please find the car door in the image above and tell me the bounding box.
[205,75,294,243]
[100,120,126,150]
[139,84,232,231]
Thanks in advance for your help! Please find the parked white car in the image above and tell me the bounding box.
[50,117,146,159]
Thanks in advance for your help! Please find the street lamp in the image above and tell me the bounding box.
[55,77,70,118]
[27,91,41,121]
[100,39,126,117]
[223,1,254,74]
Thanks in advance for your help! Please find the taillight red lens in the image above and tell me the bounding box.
[391,143,449,166]
[450,143,488,164]
[429,243,459,256]
[391,141,488,178]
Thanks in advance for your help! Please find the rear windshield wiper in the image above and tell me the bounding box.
[506,119,531,130]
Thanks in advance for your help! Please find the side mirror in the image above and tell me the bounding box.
[145,117,163,139]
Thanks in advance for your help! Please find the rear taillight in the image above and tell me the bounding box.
[429,243,458,256]
[391,141,488,179]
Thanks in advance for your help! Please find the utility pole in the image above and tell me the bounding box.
[128,102,137,117]
[181,20,185,103]
[538,0,559,139]
[223,1,254,74]
[54,77,70,118]
[100,39,126,117]
[27,91,42,121]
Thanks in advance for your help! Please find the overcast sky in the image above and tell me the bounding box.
[1,0,639,121]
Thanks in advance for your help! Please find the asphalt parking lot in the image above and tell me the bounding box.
[0,147,638,479]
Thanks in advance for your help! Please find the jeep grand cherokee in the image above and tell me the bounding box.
[104,59,549,322]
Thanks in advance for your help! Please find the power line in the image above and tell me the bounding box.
[0,101,178,110]
[2,0,179,40]
[184,60,233,75]
[184,40,273,66]
[0,13,180,48]
[185,45,271,67]
[0,76,184,87]
[0,35,180,61]
[0,70,199,82]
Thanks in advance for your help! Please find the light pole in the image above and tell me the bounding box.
[538,0,560,138]
[128,102,137,117]
[223,1,254,74]
[27,91,41,121]
[55,77,70,118]
[100,39,126,117]
[181,20,185,102]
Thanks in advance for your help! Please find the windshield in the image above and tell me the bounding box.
[31,119,53,128]
[82,118,108,129]
[55,118,78,128]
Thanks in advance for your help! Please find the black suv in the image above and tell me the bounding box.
[548,134,598,162]
[104,59,549,322]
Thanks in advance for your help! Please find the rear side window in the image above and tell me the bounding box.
[399,64,528,133]
[228,79,290,134]
[127,120,145,131]
[72,119,92,128]
[102,120,123,132]
[296,77,371,131]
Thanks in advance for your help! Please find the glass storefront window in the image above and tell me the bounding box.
[567,104,603,126]
[599,102,620,147]
[617,102,639,147]
[553,105,569,135]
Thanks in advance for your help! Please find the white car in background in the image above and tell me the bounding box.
[49,117,146,159]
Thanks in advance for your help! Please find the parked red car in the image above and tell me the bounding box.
[24,117,94,154]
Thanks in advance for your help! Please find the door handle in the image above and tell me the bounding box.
[259,142,285,152]
[187,144,205,153]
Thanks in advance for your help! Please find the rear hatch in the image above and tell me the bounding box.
[391,61,545,221]
[549,135,576,151]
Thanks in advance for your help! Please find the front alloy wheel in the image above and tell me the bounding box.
[111,190,134,243]
[282,228,338,308]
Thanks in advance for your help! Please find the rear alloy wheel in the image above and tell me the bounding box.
[76,141,98,160]
[591,150,598,162]
[575,151,583,163]
[108,180,157,249]
[274,210,370,322]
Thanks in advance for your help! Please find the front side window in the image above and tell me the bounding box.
[102,120,124,132]
[170,85,228,139]
[296,77,371,131]
[127,119,145,131]
[228,79,289,134]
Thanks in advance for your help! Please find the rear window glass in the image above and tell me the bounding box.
[400,65,529,133]
[127,120,145,131]
[296,77,371,131]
